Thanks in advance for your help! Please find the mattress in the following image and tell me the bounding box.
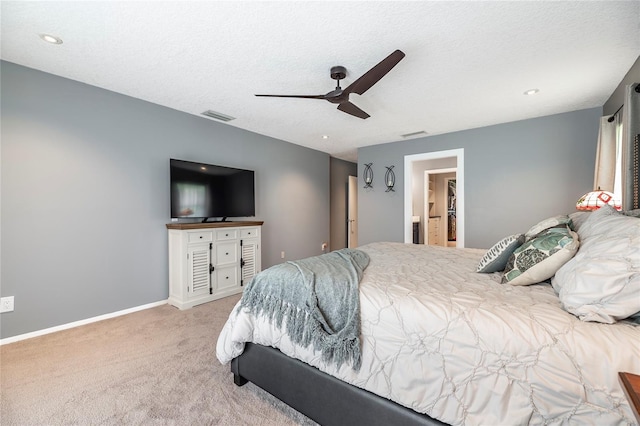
[217,242,640,425]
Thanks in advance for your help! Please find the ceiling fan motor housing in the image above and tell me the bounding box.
[330,66,347,81]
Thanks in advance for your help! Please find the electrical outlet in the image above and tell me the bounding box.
[281,251,285,259]
[0,296,15,313]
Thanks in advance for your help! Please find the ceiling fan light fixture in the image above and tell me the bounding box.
[39,33,63,44]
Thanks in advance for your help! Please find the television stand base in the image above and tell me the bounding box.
[202,217,227,223]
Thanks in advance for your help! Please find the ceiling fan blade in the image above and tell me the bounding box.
[337,102,370,119]
[255,94,325,99]
[344,49,405,96]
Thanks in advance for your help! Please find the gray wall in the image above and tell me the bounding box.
[1,61,330,339]
[358,108,601,249]
[329,158,357,251]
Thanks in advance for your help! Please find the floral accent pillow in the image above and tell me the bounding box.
[502,226,579,286]
[477,234,525,273]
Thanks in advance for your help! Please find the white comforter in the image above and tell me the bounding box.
[217,242,640,425]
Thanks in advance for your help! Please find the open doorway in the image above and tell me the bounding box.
[404,149,464,247]
[423,169,456,246]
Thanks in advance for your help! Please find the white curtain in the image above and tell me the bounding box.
[593,115,618,191]
[594,83,639,209]
[621,83,639,210]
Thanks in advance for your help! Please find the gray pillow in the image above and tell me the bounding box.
[477,234,525,273]
[568,211,591,233]
[623,209,640,218]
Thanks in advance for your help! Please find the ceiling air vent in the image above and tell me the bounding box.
[201,110,236,122]
[401,131,428,138]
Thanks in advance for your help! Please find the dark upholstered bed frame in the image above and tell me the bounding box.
[231,342,446,426]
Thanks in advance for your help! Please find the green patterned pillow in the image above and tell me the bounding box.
[502,226,579,286]
[477,234,525,273]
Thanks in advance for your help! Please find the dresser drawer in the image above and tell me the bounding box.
[188,231,213,243]
[216,242,238,265]
[216,265,239,291]
[216,229,238,241]
[240,227,259,239]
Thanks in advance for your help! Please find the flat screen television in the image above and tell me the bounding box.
[170,159,255,222]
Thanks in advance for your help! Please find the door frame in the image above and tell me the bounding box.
[347,175,358,248]
[404,148,464,247]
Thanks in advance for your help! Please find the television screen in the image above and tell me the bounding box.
[170,159,255,221]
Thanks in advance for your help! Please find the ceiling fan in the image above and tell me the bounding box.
[255,49,405,119]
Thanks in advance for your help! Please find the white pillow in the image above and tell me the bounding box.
[525,215,572,240]
[502,226,579,286]
[552,205,640,323]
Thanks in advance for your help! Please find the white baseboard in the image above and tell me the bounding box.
[0,300,168,346]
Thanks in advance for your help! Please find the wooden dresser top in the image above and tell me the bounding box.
[166,221,264,230]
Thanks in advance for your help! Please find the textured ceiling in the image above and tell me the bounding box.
[2,1,639,161]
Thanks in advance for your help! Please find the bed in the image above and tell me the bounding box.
[217,206,640,425]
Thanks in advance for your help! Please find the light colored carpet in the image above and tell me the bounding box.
[1,294,318,425]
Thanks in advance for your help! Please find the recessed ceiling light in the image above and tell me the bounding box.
[39,34,63,44]
[524,89,539,96]
[322,135,329,140]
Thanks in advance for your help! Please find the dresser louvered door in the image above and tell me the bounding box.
[241,239,260,286]
[187,243,212,298]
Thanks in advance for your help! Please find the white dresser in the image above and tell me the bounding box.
[166,221,263,309]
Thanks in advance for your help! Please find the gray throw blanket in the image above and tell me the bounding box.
[239,248,370,371]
